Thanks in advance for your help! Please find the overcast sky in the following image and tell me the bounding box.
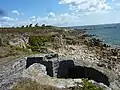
[0,0,120,27]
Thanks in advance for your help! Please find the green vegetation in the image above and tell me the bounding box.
[12,78,104,90]
[28,35,53,52]
[0,24,109,61]
[71,79,104,90]
[12,79,60,90]
[0,24,59,34]
[0,45,31,58]
[81,79,103,90]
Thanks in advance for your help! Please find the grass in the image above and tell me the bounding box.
[69,79,104,90]
[12,78,104,90]
[12,79,61,90]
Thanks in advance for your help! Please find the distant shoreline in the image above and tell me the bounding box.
[75,29,120,49]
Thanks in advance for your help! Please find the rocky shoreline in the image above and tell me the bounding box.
[0,27,120,90]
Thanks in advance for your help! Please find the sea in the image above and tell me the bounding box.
[70,23,120,48]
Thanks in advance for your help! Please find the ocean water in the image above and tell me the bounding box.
[86,27,120,46]
[71,23,120,47]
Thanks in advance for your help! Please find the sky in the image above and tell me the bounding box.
[0,0,120,27]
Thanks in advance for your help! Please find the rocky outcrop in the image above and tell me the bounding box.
[8,35,29,49]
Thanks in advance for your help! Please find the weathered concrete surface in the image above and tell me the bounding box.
[21,63,111,90]
[0,57,26,90]
[0,53,119,90]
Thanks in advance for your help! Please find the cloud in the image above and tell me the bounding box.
[59,0,111,13]
[0,16,18,27]
[1,0,120,27]
[1,16,14,21]
[1,16,18,21]
[30,16,36,19]
[0,22,15,27]
[21,12,81,27]
[48,12,56,17]
[1,10,120,27]
[0,10,19,27]
[12,10,24,16]
[30,16,37,22]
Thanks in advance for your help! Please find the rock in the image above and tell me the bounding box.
[8,36,29,49]
[74,79,82,83]
[22,63,47,78]
[110,80,120,90]
[0,58,26,90]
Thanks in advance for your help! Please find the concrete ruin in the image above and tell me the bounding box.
[0,53,119,90]
[26,54,112,86]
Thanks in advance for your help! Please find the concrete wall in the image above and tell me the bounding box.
[26,57,53,76]
[67,66,110,86]
[0,55,113,89]
[56,60,109,86]
[57,60,74,78]
[25,57,110,86]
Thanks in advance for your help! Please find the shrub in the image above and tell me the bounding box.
[28,35,53,51]
[69,79,104,90]
[81,79,104,90]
